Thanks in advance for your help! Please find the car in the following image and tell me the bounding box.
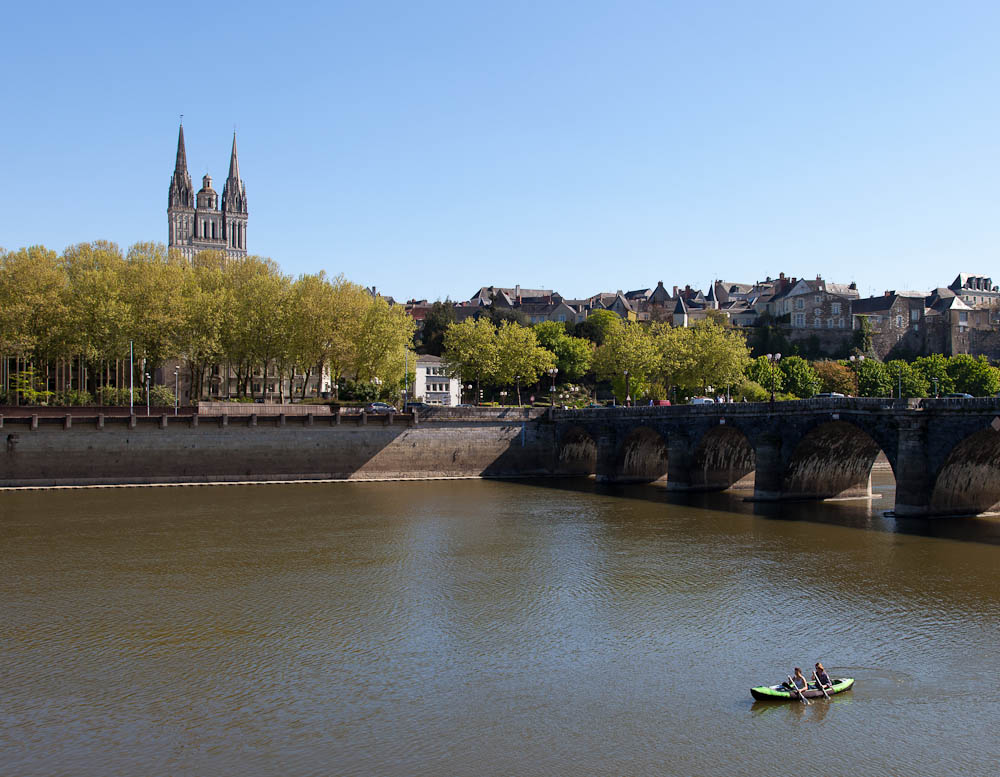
[454,403,476,408]
[365,402,396,414]
[943,392,974,399]
[689,397,715,405]
[816,392,845,398]
[404,401,431,411]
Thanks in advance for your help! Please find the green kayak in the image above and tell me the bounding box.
[750,677,854,701]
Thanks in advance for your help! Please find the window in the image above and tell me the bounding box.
[813,317,821,328]
[959,311,969,325]
[895,315,903,328]
[839,318,845,328]
[831,302,841,315]
[795,298,804,310]
[911,309,920,322]
[815,295,822,303]
[827,318,834,328]
[794,313,805,327]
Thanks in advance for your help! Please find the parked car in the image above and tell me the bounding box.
[816,392,845,398]
[404,401,431,411]
[943,392,974,399]
[689,397,715,405]
[365,402,396,414]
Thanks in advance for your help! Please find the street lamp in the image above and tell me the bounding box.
[145,373,151,416]
[765,354,781,405]
[466,383,473,405]
[174,368,179,416]
[932,377,939,398]
[548,367,559,406]
[500,390,507,405]
[624,369,631,407]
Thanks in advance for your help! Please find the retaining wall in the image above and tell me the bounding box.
[0,410,556,487]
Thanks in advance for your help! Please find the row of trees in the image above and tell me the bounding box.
[441,313,1000,404]
[442,315,752,403]
[0,242,415,404]
[752,353,1000,400]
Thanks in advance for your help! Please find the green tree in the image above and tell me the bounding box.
[746,356,784,397]
[419,300,455,356]
[912,354,954,397]
[885,359,930,398]
[947,354,1000,396]
[494,321,556,404]
[443,318,498,402]
[853,359,892,397]
[780,355,820,398]
[593,321,658,402]
[680,319,751,394]
[533,321,593,382]
[853,316,874,354]
[576,309,622,345]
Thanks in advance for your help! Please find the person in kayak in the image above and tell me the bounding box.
[813,662,832,689]
[790,667,809,694]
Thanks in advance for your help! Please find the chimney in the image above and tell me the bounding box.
[673,285,678,296]
[816,274,822,281]
[515,284,521,303]
[884,290,891,297]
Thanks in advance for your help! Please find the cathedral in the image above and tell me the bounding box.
[167,124,248,260]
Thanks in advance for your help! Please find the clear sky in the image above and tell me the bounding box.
[3,1,999,302]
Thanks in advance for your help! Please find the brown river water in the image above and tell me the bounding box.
[2,473,1000,777]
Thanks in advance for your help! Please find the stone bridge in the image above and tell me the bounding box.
[552,397,1000,517]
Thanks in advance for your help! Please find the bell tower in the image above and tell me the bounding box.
[221,133,248,257]
[167,123,195,258]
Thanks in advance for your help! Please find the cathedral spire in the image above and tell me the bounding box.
[175,123,189,176]
[227,132,241,182]
[222,131,247,215]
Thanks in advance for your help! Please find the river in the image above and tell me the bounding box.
[2,473,1000,776]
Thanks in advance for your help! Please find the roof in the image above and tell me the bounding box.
[416,354,444,364]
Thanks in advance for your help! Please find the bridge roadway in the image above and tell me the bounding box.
[551,397,1000,517]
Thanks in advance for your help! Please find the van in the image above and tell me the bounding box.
[690,397,715,405]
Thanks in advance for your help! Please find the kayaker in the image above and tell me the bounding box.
[791,667,809,694]
[814,662,832,689]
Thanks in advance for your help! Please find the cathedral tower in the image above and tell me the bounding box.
[167,124,248,260]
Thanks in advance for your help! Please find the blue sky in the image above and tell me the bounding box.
[3,1,1000,302]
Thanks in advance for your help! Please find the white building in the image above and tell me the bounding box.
[414,355,460,405]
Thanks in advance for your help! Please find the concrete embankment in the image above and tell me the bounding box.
[0,408,557,488]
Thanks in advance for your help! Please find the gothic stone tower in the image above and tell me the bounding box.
[168,125,248,260]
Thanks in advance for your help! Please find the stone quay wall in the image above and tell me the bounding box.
[0,408,557,488]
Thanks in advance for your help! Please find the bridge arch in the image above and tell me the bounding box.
[687,424,755,491]
[929,427,1000,516]
[781,420,893,500]
[557,425,597,476]
[611,425,669,483]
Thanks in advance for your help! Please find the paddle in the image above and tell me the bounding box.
[788,674,810,705]
[813,671,831,700]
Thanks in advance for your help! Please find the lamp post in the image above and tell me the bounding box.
[174,368,179,416]
[145,373,151,416]
[548,367,559,406]
[933,377,939,398]
[466,383,473,405]
[372,376,382,404]
[766,354,781,405]
[500,390,507,406]
[624,369,630,407]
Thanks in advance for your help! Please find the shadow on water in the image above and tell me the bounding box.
[505,475,1000,546]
